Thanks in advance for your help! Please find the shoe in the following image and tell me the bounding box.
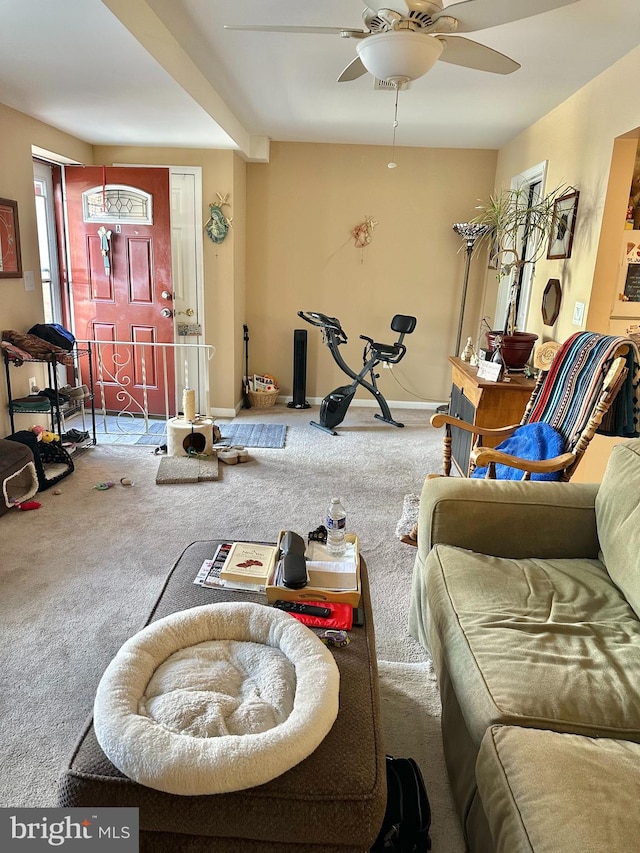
[65,384,89,400]
[218,448,239,465]
[232,445,250,463]
[39,387,70,405]
[61,428,89,443]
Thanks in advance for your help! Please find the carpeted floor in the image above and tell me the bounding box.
[378,660,463,852]
[0,404,464,850]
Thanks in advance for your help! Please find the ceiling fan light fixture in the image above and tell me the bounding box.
[356,30,443,83]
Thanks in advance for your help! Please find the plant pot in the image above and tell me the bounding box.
[485,331,538,370]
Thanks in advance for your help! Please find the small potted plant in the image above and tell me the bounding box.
[473,183,572,368]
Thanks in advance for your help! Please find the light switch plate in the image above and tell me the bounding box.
[23,270,35,292]
[572,301,585,326]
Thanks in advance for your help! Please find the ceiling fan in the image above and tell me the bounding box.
[225,0,581,86]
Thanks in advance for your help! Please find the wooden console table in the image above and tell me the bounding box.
[448,357,536,476]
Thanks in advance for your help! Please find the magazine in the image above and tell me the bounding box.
[193,541,271,594]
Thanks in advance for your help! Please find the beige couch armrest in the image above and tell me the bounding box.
[418,477,601,560]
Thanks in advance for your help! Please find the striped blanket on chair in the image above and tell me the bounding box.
[527,331,640,448]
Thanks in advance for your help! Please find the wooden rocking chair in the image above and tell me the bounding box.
[400,331,640,546]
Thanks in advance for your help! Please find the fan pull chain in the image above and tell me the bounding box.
[388,84,400,169]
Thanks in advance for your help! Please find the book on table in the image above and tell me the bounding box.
[218,541,278,586]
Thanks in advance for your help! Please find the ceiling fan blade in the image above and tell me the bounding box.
[433,0,580,34]
[224,25,366,36]
[338,56,368,82]
[438,36,520,74]
[364,1,410,16]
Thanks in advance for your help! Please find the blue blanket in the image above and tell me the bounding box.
[471,421,565,481]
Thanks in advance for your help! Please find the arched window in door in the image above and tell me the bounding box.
[82,185,153,225]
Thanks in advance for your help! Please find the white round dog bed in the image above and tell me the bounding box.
[94,601,340,796]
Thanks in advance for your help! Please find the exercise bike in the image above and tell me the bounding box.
[298,311,417,435]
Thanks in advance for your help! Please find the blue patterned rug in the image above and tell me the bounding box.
[217,423,286,448]
[135,421,167,446]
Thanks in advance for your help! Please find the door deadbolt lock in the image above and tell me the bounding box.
[160,307,174,318]
[161,290,174,301]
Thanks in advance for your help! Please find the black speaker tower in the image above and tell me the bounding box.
[287,329,311,409]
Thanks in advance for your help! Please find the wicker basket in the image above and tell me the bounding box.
[248,388,279,408]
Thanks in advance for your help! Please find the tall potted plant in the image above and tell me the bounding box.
[473,183,572,368]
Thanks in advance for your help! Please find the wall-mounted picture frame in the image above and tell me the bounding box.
[547,190,580,260]
[0,198,23,278]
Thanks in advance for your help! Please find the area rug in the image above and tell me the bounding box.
[156,455,219,484]
[135,421,167,446]
[217,423,286,448]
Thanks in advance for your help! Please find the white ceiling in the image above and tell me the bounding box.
[1,0,639,161]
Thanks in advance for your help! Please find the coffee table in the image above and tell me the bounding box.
[57,540,387,852]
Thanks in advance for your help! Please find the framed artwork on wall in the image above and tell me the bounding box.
[547,190,580,260]
[0,198,23,278]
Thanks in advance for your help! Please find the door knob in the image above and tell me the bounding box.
[160,307,174,318]
[177,308,195,317]
[161,290,174,301]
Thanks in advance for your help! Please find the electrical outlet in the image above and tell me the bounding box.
[383,362,392,369]
[28,376,38,393]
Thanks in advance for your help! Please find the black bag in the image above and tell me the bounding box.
[28,323,75,351]
[371,756,432,852]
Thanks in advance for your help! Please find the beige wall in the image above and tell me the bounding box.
[246,142,497,405]
[0,103,93,437]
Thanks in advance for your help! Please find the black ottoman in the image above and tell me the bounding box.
[57,541,387,852]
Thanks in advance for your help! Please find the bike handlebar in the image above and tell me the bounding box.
[298,311,341,330]
[297,311,348,344]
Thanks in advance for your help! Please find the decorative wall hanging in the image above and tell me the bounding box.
[205,193,233,244]
[97,226,112,274]
[352,216,377,251]
[547,190,580,260]
[0,198,22,278]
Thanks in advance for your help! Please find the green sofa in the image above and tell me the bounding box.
[409,439,640,852]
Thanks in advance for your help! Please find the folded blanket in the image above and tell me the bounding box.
[2,329,73,365]
[527,332,640,444]
[10,396,51,412]
[471,422,565,481]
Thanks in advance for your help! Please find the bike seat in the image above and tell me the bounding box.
[371,342,403,361]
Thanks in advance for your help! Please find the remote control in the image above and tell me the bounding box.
[274,600,331,618]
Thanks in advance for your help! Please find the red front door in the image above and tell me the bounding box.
[65,166,175,416]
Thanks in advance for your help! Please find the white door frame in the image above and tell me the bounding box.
[494,160,549,331]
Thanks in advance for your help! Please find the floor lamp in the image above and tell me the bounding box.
[436,222,490,414]
[451,222,491,359]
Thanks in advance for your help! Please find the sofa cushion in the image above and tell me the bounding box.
[426,543,640,747]
[476,725,640,853]
[595,439,640,619]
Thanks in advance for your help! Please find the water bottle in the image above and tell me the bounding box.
[326,497,347,557]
